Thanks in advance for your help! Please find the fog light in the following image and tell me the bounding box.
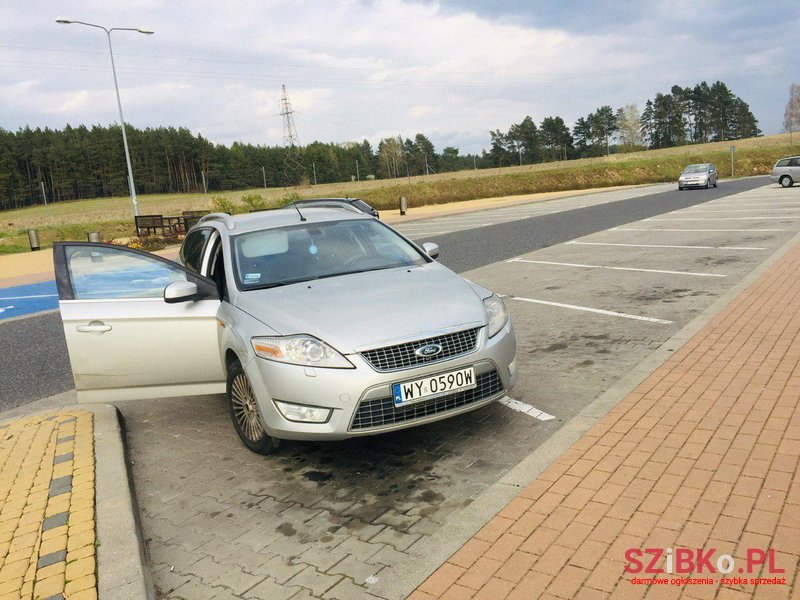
[274,400,332,423]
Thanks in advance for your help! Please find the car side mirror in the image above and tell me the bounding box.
[422,242,439,259]
[164,280,198,303]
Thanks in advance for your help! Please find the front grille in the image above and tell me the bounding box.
[360,327,480,372]
[350,369,503,430]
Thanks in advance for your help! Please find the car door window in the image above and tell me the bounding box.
[790,158,800,167]
[180,228,212,272]
[66,245,186,299]
[207,238,228,300]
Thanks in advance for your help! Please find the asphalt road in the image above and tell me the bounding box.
[0,177,769,411]
[0,310,72,410]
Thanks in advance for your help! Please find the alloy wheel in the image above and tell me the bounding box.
[230,372,265,442]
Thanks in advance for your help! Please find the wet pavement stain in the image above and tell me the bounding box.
[276,522,297,536]
[303,470,333,483]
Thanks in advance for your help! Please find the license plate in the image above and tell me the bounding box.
[392,367,476,406]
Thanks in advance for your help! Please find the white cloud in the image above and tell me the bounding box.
[0,0,796,152]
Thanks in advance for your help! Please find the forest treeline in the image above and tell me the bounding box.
[0,80,760,210]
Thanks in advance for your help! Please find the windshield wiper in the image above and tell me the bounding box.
[246,264,409,290]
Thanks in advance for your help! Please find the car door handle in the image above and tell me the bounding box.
[76,322,112,334]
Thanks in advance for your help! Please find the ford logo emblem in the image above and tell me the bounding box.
[415,343,443,358]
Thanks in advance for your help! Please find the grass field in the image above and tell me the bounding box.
[1,132,798,254]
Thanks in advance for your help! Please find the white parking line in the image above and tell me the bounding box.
[507,295,673,324]
[612,228,785,232]
[498,396,556,421]
[674,208,800,214]
[699,202,800,208]
[566,241,765,250]
[649,216,798,221]
[508,258,725,278]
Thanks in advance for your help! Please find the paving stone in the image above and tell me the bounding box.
[48,475,72,498]
[37,549,67,569]
[53,452,74,465]
[243,577,299,600]
[328,555,384,585]
[369,528,422,551]
[42,512,69,532]
[323,577,384,600]
[285,566,344,596]
[210,566,265,596]
[167,579,219,600]
[261,555,307,585]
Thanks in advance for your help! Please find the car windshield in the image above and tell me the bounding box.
[683,165,709,174]
[232,219,428,290]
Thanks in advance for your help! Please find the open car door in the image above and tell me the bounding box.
[53,242,226,402]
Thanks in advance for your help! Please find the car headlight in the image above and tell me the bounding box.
[483,295,509,338]
[273,400,332,423]
[251,335,354,368]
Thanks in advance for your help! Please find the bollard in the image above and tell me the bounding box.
[87,232,103,262]
[27,229,40,251]
[399,196,407,216]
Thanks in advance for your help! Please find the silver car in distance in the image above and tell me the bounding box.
[678,163,718,190]
[53,206,517,454]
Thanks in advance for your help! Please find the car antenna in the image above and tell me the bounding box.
[290,202,307,222]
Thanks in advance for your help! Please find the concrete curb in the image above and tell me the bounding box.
[371,227,800,599]
[88,404,156,600]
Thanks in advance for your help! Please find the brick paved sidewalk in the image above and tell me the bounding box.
[0,410,97,600]
[411,241,800,598]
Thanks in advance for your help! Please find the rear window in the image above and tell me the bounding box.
[775,159,791,167]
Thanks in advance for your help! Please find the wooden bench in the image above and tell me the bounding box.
[134,215,165,236]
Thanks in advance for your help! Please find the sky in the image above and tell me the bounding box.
[1,1,798,155]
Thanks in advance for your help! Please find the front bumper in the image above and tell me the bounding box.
[243,321,517,440]
[679,178,708,188]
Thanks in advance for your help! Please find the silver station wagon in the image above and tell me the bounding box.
[54,205,517,453]
[771,156,800,187]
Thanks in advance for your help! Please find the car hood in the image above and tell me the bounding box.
[234,263,488,353]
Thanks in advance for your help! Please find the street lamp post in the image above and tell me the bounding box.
[56,18,153,217]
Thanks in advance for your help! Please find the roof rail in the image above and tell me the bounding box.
[291,200,363,214]
[198,212,235,230]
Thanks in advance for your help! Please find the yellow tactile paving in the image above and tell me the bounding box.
[0,410,96,600]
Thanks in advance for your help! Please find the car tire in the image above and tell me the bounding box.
[227,360,275,454]
[780,176,794,188]
[713,179,718,188]
[678,186,684,191]
[705,180,710,189]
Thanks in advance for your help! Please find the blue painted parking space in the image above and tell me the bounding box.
[0,280,58,321]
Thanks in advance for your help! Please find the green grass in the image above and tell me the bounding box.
[2,133,798,254]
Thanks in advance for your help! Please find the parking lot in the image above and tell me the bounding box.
[111,181,799,599]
